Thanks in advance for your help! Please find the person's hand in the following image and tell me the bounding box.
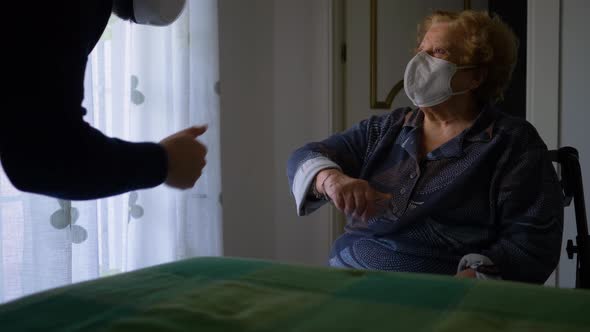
[455,268,477,278]
[315,169,392,221]
[159,125,208,189]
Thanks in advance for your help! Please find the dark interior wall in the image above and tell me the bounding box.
[488,0,527,118]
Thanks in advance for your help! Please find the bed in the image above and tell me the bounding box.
[0,257,588,331]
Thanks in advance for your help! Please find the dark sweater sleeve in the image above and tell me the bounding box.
[1,1,168,200]
[1,123,168,201]
[482,146,564,283]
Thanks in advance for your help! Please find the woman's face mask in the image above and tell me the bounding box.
[404,52,476,108]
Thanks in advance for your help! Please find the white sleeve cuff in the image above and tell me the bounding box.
[292,157,341,216]
[457,253,501,280]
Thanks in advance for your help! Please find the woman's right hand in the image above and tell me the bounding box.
[315,169,392,222]
[160,126,208,190]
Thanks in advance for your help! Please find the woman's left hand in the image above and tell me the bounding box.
[455,268,477,278]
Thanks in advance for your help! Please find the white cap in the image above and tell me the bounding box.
[133,0,187,26]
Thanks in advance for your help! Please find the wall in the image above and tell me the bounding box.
[218,0,333,265]
[272,0,333,265]
[558,0,590,288]
[529,0,590,288]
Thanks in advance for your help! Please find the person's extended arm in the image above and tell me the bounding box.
[1,2,206,200]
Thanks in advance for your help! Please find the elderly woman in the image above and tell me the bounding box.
[287,10,563,283]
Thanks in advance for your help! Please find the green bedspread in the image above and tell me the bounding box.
[0,257,588,331]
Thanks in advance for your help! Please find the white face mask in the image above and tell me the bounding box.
[133,0,187,26]
[404,52,476,108]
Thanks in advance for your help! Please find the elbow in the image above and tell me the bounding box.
[1,156,57,196]
[3,164,41,194]
[3,170,36,194]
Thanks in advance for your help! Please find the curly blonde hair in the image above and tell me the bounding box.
[417,10,518,104]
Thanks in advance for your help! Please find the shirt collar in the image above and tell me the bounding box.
[463,103,498,143]
[401,104,498,160]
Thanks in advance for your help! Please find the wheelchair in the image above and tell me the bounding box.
[549,147,590,289]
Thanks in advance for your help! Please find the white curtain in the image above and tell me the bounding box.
[0,1,221,303]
